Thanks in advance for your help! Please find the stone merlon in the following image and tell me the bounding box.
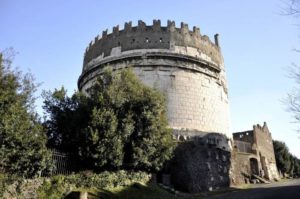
[83,20,222,67]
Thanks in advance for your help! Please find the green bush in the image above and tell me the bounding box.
[37,170,150,198]
[81,68,175,171]
[43,67,175,172]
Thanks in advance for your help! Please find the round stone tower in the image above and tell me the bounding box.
[78,20,231,139]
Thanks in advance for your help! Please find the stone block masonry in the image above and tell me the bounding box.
[134,66,230,136]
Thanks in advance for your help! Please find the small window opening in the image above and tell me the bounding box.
[118,42,121,46]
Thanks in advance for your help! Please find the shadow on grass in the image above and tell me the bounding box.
[112,183,177,199]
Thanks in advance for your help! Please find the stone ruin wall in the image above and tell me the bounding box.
[134,66,230,136]
[170,133,231,192]
[253,124,279,180]
[78,20,231,139]
[231,123,279,184]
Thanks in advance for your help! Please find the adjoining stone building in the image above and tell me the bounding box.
[231,122,279,184]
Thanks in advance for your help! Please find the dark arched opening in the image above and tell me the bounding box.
[250,158,259,175]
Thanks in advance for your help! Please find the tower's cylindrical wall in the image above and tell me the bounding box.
[78,20,231,138]
[134,66,230,135]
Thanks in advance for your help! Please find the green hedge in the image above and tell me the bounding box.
[37,170,150,198]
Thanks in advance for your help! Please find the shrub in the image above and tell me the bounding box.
[37,170,150,198]
[80,68,175,171]
[44,67,175,172]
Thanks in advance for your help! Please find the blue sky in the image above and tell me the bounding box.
[1,0,300,157]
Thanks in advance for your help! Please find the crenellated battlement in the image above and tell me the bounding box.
[253,122,270,133]
[83,20,223,67]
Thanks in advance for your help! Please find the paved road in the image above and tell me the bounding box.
[207,178,300,199]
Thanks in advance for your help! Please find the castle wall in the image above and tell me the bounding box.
[233,131,254,143]
[234,140,252,153]
[230,151,258,184]
[170,134,231,192]
[253,124,279,180]
[231,123,279,183]
[134,66,230,136]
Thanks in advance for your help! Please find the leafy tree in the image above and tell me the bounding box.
[44,67,175,172]
[294,158,300,176]
[42,88,90,153]
[273,139,300,177]
[273,140,291,174]
[81,68,175,171]
[0,49,52,178]
[289,155,300,176]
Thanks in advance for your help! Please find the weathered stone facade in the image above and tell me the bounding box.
[231,122,279,184]
[170,133,231,192]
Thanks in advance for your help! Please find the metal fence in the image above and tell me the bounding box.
[50,149,75,175]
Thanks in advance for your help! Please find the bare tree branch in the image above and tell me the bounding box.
[282,0,300,16]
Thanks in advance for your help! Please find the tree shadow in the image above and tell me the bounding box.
[64,182,177,199]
